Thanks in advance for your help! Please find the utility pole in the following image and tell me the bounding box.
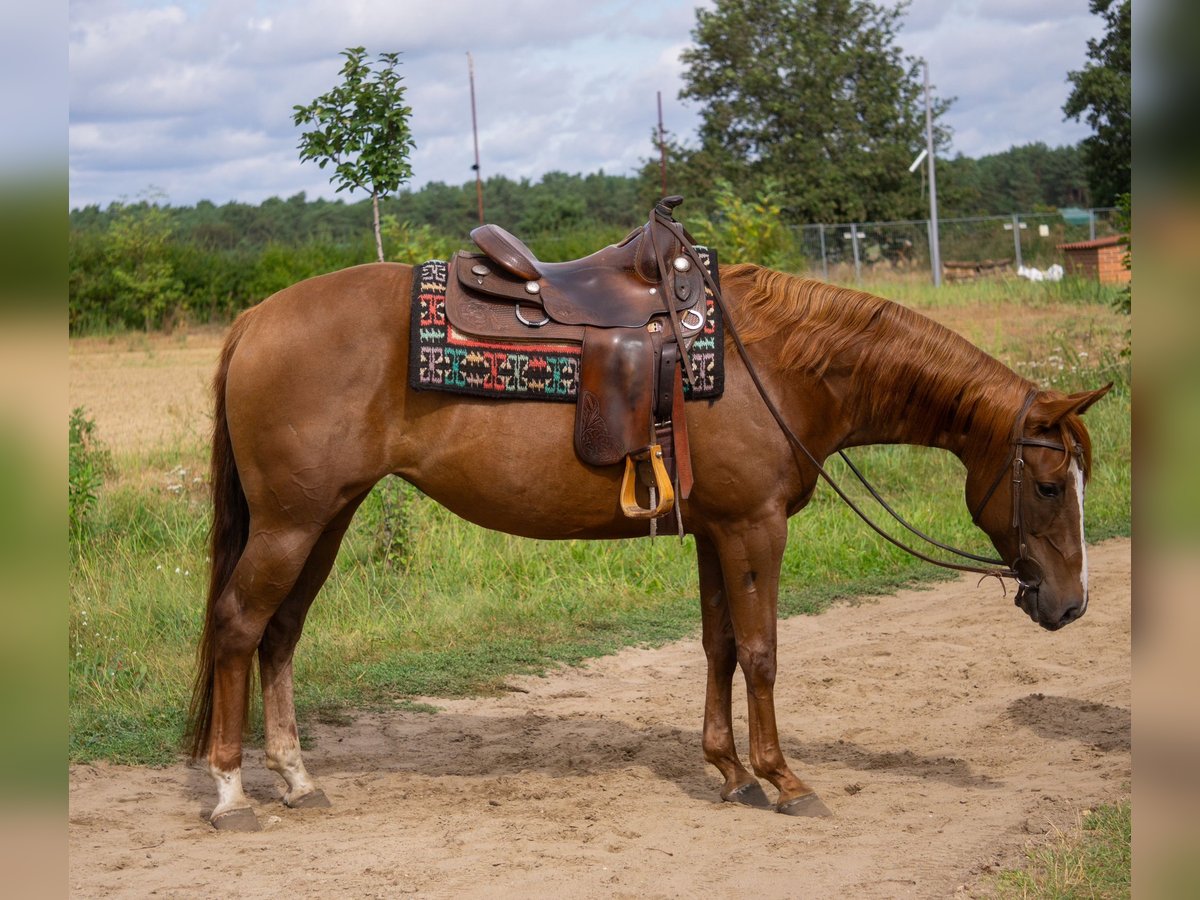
[467,52,484,225]
[923,60,942,287]
[657,91,667,198]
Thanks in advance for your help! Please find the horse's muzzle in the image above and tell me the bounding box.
[1016,583,1086,631]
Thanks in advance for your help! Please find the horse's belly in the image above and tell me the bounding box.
[391,398,660,540]
[410,463,659,540]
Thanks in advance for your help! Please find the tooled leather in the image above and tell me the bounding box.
[576,390,624,466]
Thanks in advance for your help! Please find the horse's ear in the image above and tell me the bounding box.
[1031,383,1113,427]
[1072,382,1114,416]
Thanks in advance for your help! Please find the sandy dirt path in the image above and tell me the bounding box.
[68,539,1129,899]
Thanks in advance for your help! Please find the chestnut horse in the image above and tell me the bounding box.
[186,261,1109,830]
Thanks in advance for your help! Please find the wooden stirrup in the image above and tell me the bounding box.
[619,446,675,519]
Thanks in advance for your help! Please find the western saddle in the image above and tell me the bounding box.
[444,196,713,523]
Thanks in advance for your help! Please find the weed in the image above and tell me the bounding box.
[69,407,110,539]
[355,477,418,571]
[994,800,1130,898]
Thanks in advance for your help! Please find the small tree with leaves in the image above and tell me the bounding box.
[293,47,415,261]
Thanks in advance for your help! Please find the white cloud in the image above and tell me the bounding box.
[899,0,1103,156]
[68,0,1111,209]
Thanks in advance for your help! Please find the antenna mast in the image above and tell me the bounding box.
[468,52,484,224]
[657,91,667,198]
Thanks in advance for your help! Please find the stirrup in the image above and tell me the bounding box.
[619,445,674,519]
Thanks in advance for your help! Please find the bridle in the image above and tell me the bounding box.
[968,389,1083,603]
[658,221,1081,589]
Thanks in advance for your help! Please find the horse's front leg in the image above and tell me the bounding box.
[711,517,832,817]
[259,495,365,811]
[695,534,771,808]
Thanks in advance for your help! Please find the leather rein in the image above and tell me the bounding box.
[652,205,1078,588]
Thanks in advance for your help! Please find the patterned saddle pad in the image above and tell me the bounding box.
[408,254,724,402]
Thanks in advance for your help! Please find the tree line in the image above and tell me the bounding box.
[68,143,1092,333]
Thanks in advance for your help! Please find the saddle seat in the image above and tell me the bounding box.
[443,197,709,523]
[469,217,701,328]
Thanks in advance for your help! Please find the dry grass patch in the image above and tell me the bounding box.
[69,327,224,455]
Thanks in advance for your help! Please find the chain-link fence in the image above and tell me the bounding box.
[792,208,1121,283]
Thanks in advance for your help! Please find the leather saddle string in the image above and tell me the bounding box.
[649,204,699,389]
[671,235,1022,580]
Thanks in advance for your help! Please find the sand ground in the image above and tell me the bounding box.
[69,540,1129,898]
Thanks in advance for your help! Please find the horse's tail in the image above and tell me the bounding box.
[184,309,256,761]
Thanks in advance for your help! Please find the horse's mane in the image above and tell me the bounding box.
[720,264,1093,475]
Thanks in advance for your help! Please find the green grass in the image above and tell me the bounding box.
[994,800,1131,899]
[850,273,1126,312]
[68,281,1131,767]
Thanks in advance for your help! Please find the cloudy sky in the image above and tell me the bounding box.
[67,0,1105,210]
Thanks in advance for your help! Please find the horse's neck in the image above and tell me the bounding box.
[830,310,1028,461]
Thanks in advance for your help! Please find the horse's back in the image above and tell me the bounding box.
[240,262,414,352]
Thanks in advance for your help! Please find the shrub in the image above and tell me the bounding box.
[69,407,108,538]
[690,180,801,270]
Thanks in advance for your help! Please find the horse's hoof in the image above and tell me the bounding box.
[285,789,331,810]
[211,807,261,831]
[723,781,772,809]
[777,792,833,817]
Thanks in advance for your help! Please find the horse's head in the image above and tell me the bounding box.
[967,384,1113,631]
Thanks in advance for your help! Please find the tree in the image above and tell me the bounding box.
[937,143,1091,216]
[678,0,951,223]
[636,131,729,214]
[293,47,415,261]
[106,197,183,329]
[1063,0,1130,207]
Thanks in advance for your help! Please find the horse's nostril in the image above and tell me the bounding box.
[1059,603,1084,625]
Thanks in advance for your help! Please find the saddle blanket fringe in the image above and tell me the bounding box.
[408,252,724,402]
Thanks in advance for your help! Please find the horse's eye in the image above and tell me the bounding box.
[1035,482,1062,499]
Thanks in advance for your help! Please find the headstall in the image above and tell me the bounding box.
[969,389,1083,600]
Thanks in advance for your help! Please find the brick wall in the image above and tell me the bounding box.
[1059,238,1130,284]
[1095,244,1130,284]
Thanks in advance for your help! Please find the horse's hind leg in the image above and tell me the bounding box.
[259,491,369,810]
[206,524,322,829]
[696,535,770,808]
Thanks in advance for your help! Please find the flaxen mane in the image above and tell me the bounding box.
[721,264,1092,474]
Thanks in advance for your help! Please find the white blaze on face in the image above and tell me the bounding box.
[1070,456,1088,605]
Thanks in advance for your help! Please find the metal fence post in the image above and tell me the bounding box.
[925,218,934,280]
[1089,208,1096,241]
[818,224,828,281]
[1011,213,1023,270]
[850,224,862,283]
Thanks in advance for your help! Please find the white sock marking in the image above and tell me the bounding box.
[210,766,249,817]
[266,740,317,801]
